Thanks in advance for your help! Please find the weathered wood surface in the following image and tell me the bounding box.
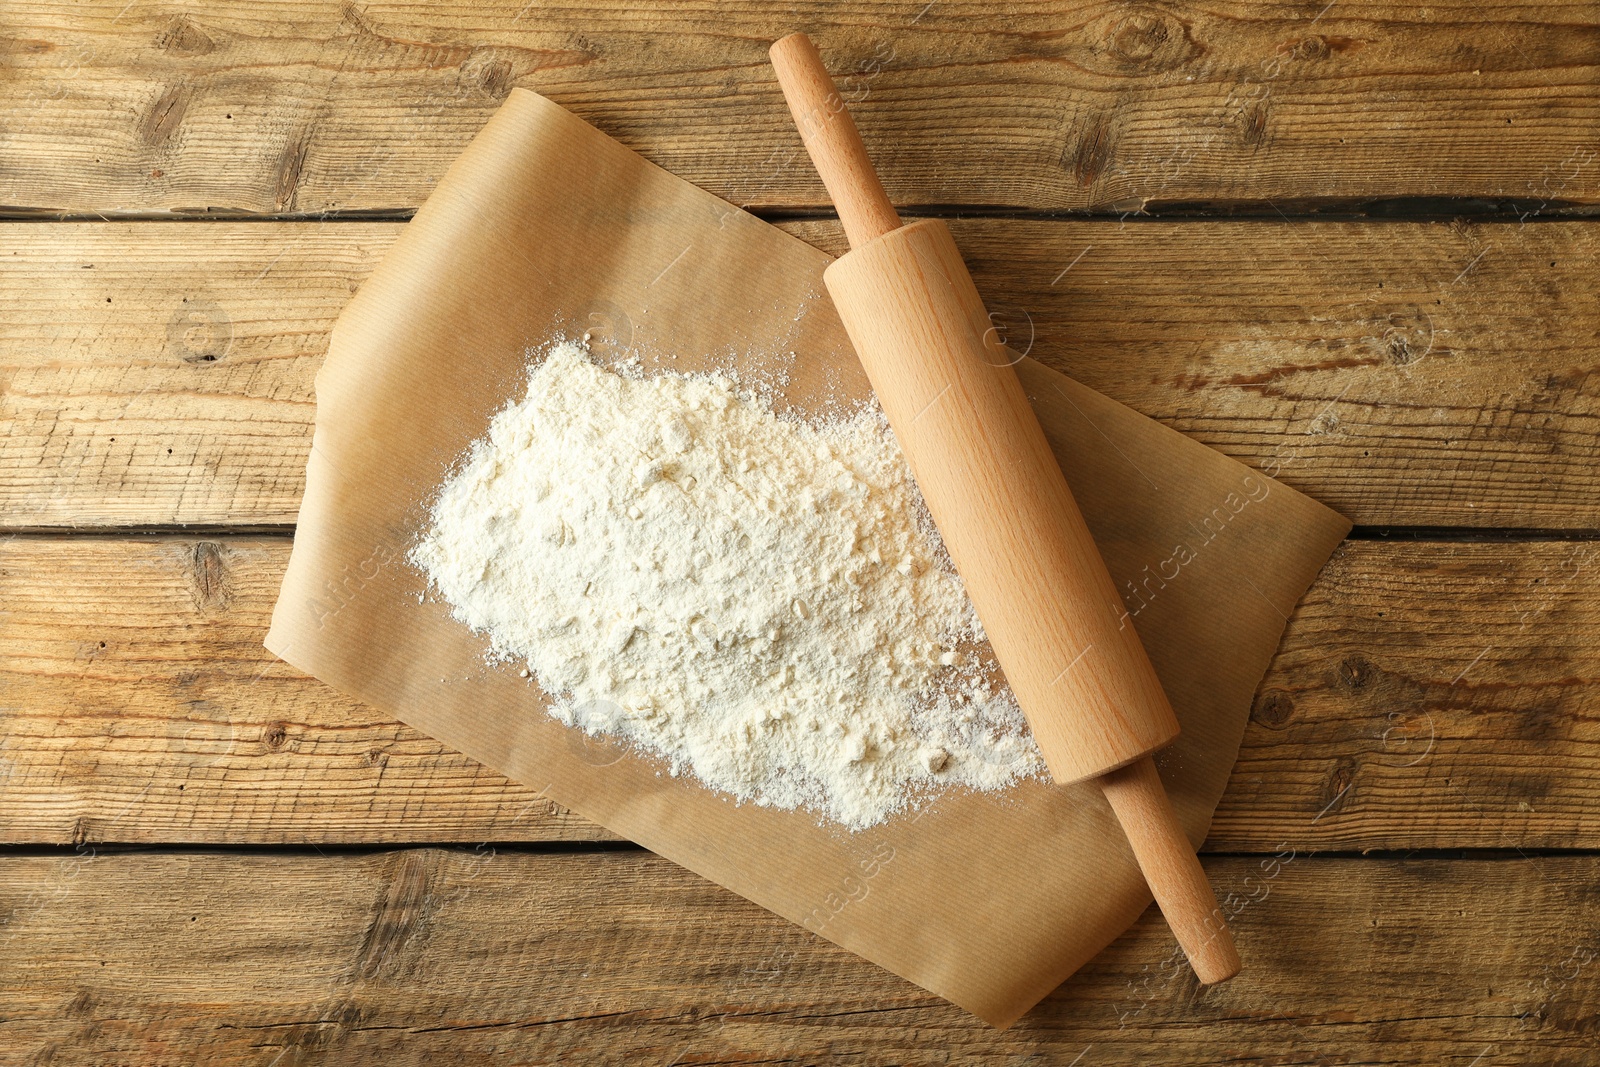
[0,536,608,847]
[1223,534,1600,853]
[5,219,1597,529]
[2,848,1597,1064]
[4,535,1596,852]
[4,1,1598,216]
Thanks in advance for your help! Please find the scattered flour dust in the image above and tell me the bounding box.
[413,338,1044,829]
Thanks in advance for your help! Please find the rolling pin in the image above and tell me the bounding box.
[770,32,1240,983]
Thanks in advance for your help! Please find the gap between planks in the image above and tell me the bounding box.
[6,525,1600,542]
[5,200,1600,223]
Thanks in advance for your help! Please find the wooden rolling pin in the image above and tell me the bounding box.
[770,32,1240,983]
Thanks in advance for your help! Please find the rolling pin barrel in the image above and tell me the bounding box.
[823,219,1179,781]
[770,31,1239,984]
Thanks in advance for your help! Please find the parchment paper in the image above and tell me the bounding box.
[266,88,1350,1027]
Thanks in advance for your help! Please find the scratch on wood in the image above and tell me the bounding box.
[1314,757,1358,821]
[339,0,375,37]
[354,851,433,979]
[1068,113,1115,187]
[67,989,95,1017]
[1242,103,1269,148]
[188,541,232,613]
[274,132,311,213]
[140,84,191,146]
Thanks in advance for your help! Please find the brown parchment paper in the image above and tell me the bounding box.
[266,88,1350,1028]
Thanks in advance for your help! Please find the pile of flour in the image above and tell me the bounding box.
[413,339,1043,828]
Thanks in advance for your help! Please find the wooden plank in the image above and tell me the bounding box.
[1213,534,1600,852]
[4,536,1598,852]
[3,1,1598,215]
[1,848,1596,1062]
[5,219,1598,529]
[0,536,616,845]
[0,223,382,529]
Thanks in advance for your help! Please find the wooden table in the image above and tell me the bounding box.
[3,3,1598,1063]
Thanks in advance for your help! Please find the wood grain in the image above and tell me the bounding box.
[4,536,1597,852]
[5,3,1595,1057]
[1216,535,1600,852]
[5,219,1597,529]
[0,536,613,846]
[2,847,1597,1063]
[3,2,1598,215]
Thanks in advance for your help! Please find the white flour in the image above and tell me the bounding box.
[414,339,1043,828]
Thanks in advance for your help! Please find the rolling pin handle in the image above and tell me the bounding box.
[769,33,902,249]
[1100,756,1241,984]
